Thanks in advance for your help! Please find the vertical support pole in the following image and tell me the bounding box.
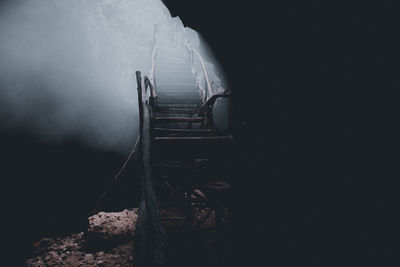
[133,71,166,267]
[136,71,144,134]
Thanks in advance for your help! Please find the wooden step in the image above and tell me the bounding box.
[156,106,200,111]
[157,98,201,105]
[155,75,194,82]
[154,117,206,123]
[156,84,198,92]
[155,75,194,83]
[157,47,185,53]
[155,66,191,71]
[155,70,192,75]
[157,81,195,87]
[155,78,194,85]
[154,113,198,118]
[156,65,189,71]
[157,103,201,109]
[155,163,209,170]
[154,128,212,136]
[157,96,200,101]
[155,136,231,141]
[156,53,187,58]
[157,91,199,99]
[156,63,189,69]
[156,89,199,95]
[157,108,201,116]
[156,58,188,64]
[157,87,197,92]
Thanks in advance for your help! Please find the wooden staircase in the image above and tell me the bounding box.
[133,22,232,267]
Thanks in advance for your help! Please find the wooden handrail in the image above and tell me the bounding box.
[136,71,144,131]
[136,71,157,108]
[134,71,166,267]
[201,91,231,129]
[149,45,158,98]
[201,91,231,109]
[144,76,157,100]
[184,39,213,100]
[188,62,206,102]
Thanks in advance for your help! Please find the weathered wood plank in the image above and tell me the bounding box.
[154,128,212,136]
[157,98,200,105]
[154,117,206,123]
[154,136,232,141]
[156,108,201,114]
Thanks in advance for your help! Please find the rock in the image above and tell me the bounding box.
[87,209,138,243]
[26,209,138,267]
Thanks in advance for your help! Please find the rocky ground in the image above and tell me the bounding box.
[26,209,138,267]
[25,206,230,266]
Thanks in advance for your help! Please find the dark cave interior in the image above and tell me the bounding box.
[1,0,400,266]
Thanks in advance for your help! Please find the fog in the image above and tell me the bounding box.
[0,0,171,151]
[0,0,227,152]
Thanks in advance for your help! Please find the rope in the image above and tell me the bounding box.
[91,135,140,215]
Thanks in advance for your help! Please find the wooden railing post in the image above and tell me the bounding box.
[133,71,166,267]
[136,71,144,133]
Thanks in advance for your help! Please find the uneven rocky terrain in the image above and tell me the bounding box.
[25,206,229,266]
[26,209,138,267]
